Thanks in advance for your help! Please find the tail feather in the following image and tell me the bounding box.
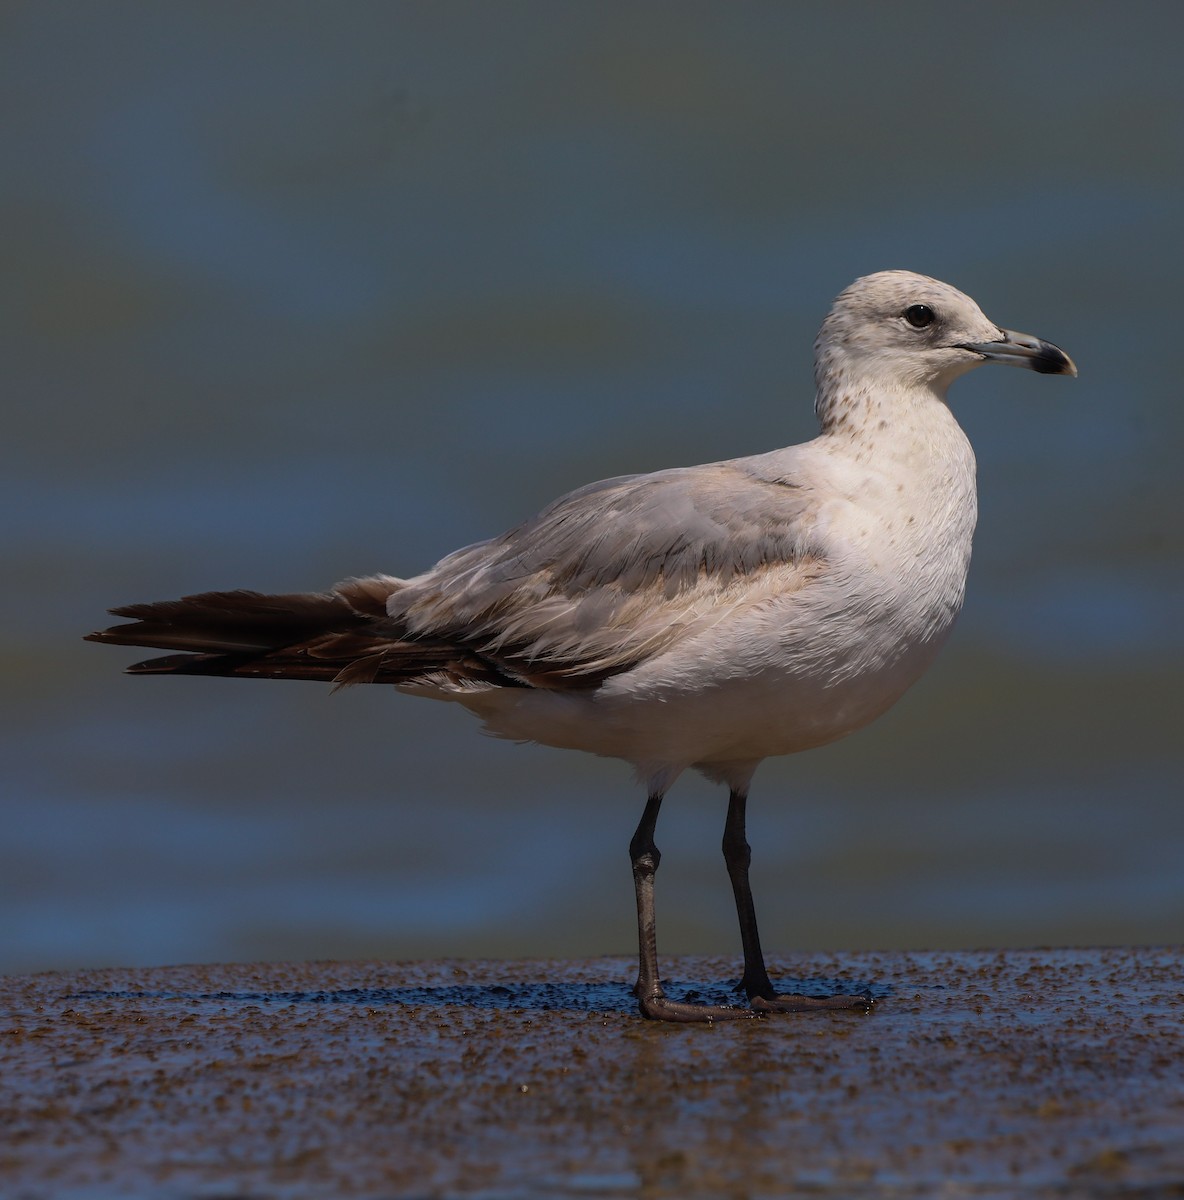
[86,583,527,690]
[90,589,365,650]
[87,588,381,681]
[120,649,349,681]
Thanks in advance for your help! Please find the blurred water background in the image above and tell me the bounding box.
[2,2,1181,977]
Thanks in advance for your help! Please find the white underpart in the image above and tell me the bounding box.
[374,271,1015,797]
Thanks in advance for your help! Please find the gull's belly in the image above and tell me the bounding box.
[683,619,953,762]
[462,558,965,769]
[627,578,959,762]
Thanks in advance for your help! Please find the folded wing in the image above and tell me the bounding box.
[87,460,825,691]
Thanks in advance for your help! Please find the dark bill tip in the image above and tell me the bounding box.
[957,328,1077,378]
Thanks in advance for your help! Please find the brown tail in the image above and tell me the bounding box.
[84,587,372,680]
[86,580,524,689]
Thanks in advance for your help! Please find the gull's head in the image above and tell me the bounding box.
[814,270,1076,405]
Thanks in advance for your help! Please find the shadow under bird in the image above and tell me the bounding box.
[88,270,1076,1022]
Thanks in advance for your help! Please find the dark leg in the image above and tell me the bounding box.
[723,789,873,1014]
[631,792,753,1023]
[722,789,776,999]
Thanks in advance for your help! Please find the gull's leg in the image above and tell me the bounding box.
[723,788,873,1014]
[631,792,754,1023]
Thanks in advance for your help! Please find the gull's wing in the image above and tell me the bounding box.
[88,459,827,691]
[381,459,825,687]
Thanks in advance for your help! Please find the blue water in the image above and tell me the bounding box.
[2,3,1182,976]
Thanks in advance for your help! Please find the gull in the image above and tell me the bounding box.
[88,271,1076,1022]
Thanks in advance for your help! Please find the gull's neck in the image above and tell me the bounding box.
[806,363,978,646]
[813,366,967,468]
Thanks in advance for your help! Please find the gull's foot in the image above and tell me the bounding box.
[637,992,758,1023]
[750,991,875,1015]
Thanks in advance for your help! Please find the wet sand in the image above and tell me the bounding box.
[2,948,1181,1197]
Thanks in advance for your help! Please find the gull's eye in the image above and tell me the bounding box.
[904,303,936,329]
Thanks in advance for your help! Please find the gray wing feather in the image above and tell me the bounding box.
[386,460,823,685]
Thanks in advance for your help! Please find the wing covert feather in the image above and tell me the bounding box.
[386,461,825,685]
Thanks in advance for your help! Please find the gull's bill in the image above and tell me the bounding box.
[958,328,1077,376]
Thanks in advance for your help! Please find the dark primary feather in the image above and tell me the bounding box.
[93,590,366,654]
[86,586,527,688]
